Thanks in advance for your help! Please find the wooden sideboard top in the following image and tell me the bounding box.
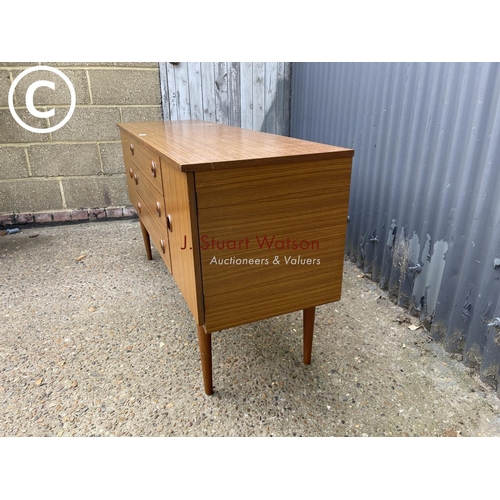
[117,121,354,172]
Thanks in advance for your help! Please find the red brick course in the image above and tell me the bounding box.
[0,207,137,227]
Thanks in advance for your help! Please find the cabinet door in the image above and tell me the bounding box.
[161,156,204,325]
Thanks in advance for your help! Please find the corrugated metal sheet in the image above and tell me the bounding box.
[159,62,291,134]
[290,62,500,394]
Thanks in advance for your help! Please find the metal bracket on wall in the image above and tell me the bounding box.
[408,264,422,274]
[487,318,500,328]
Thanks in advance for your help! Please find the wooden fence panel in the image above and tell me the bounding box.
[160,62,291,135]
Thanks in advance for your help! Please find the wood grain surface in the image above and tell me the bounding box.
[118,121,354,172]
[161,156,203,324]
[196,158,352,332]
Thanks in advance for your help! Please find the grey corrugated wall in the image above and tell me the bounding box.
[290,62,500,394]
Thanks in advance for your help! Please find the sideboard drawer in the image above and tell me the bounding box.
[133,167,168,233]
[133,191,172,274]
[125,164,140,206]
[131,143,163,196]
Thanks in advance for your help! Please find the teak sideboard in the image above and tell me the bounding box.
[117,121,354,395]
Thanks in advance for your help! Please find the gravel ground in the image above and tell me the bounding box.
[1,218,500,437]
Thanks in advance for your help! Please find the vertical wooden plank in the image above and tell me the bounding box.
[175,63,191,120]
[166,63,178,120]
[283,62,292,136]
[264,62,278,134]
[228,62,241,127]
[187,63,204,120]
[240,62,254,130]
[214,62,229,124]
[201,62,216,123]
[158,62,171,121]
[253,62,265,131]
[275,62,285,135]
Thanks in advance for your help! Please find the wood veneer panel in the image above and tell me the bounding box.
[196,158,352,332]
[134,191,172,273]
[134,167,168,233]
[162,156,203,324]
[122,130,164,196]
[118,121,354,172]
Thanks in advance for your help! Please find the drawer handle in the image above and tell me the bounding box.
[151,161,157,178]
[130,143,135,155]
[129,167,133,178]
[136,202,142,214]
[134,173,139,185]
[155,201,161,217]
[167,214,172,232]
[160,239,166,254]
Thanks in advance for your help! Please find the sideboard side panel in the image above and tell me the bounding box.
[196,157,352,332]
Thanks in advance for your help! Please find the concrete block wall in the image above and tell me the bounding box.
[0,62,162,225]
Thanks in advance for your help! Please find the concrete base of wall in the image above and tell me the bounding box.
[0,206,137,228]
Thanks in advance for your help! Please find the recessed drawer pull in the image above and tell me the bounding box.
[129,167,133,178]
[136,202,142,214]
[167,214,172,232]
[155,201,161,217]
[134,173,139,185]
[151,161,157,178]
[160,239,166,254]
[130,143,135,155]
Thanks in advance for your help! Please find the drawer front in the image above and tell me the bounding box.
[125,163,140,206]
[131,143,163,196]
[121,131,163,196]
[121,133,135,167]
[120,127,202,324]
[132,166,168,233]
[124,159,171,273]
[132,192,172,274]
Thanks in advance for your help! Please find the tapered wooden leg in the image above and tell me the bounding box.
[197,325,213,395]
[303,306,316,365]
[139,221,153,260]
